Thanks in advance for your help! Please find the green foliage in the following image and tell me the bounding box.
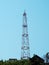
[0,59,30,65]
[0,59,45,65]
[0,60,44,65]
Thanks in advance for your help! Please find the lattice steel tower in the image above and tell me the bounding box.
[21,12,30,59]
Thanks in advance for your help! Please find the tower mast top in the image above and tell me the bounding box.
[23,11,26,16]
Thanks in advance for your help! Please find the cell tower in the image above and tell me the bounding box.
[46,52,49,63]
[21,12,30,59]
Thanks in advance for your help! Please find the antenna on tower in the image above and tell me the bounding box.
[21,12,30,59]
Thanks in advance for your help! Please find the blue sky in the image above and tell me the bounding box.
[0,0,49,60]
